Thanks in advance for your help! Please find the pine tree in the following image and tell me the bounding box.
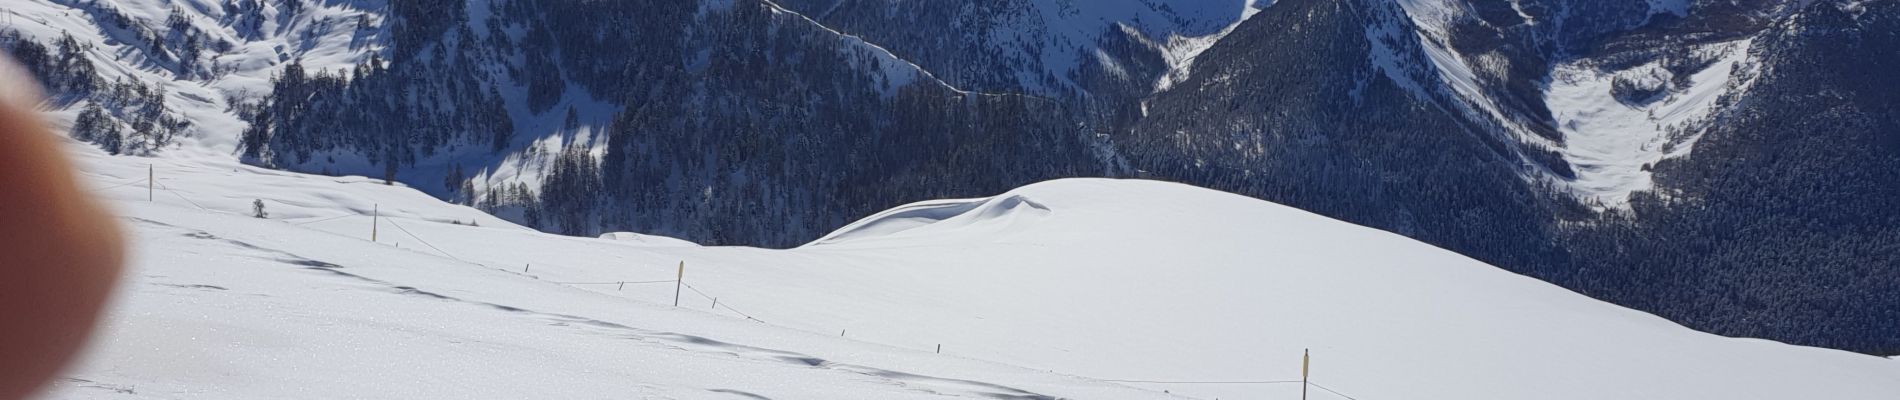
[445,163,465,192]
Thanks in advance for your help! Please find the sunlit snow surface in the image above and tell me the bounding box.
[50,148,1161,400]
[45,148,1900,400]
[1545,39,1757,207]
[1386,1,1759,208]
[3,0,387,156]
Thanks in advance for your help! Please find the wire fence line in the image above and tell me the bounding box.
[87,177,148,192]
[683,282,767,324]
[142,174,459,265]
[1090,378,1366,400]
[103,170,1378,400]
[104,171,777,328]
[545,280,675,286]
[382,216,466,262]
[1097,379,1303,385]
[541,272,770,324]
[144,172,473,266]
[552,275,770,325]
[88,173,269,219]
[95,169,785,325]
[681,282,715,302]
[1310,381,1361,400]
[332,199,1371,400]
[292,213,360,226]
[153,181,212,211]
[90,172,213,214]
[126,173,768,324]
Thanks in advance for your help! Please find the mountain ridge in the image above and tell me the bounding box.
[7,0,1898,354]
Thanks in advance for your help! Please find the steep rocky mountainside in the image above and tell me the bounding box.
[1114,0,1898,353]
[4,0,1108,246]
[1566,0,1900,353]
[239,0,1108,245]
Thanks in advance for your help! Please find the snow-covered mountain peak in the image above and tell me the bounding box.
[1025,0,1253,39]
[1020,0,1262,93]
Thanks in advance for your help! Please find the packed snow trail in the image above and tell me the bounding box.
[50,147,1900,400]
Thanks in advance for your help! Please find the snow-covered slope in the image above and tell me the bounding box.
[1380,0,1771,207]
[53,148,1160,400]
[7,0,1080,247]
[2,0,386,156]
[1544,38,1758,206]
[1002,0,1264,93]
[788,0,1263,96]
[52,148,1900,400]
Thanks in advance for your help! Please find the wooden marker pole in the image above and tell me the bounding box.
[147,164,154,202]
[673,261,684,307]
[1302,348,1310,400]
[371,204,380,242]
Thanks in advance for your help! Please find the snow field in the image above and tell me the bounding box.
[49,147,1900,400]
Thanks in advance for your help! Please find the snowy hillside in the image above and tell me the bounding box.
[2,0,1086,247]
[49,147,1900,400]
[12,0,1900,370]
[51,148,1161,400]
[1123,0,1900,355]
[1,0,386,156]
[782,0,1263,96]
[1380,0,1773,207]
[0,0,952,176]
[1543,38,1758,207]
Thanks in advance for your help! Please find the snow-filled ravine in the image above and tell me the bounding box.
[1544,39,1758,207]
[45,147,1900,400]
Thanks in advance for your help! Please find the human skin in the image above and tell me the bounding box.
[0,67,126,399]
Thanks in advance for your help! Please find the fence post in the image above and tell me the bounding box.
[147,164,153,202]
[618,281,625,291]
[712,297,718,310]
[936,344,941,354]
[673,261,684,307]
[524,263,530,273]
[371,204,379,242]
